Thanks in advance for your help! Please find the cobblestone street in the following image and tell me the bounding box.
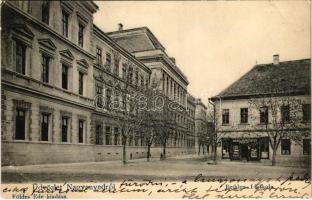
[2,155,310,183]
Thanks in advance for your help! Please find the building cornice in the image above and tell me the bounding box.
[137,55,189,86]
[210,91,310,102]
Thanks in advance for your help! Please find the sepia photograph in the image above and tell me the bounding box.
[0,0,311,198]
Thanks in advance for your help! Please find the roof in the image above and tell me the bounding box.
[107,27,188,84]
[212,59,311,100]
[107,27,165,52]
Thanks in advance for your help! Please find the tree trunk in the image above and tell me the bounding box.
[272,147,277,166]
[163,140,166,160]
[198,144,201,155]
[122,137,126,165]
[147,143,151,162]
[213,141,217,161]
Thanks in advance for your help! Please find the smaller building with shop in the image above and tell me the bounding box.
[211,55,311,166]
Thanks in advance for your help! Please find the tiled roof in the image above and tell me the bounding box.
[214,59,311,99]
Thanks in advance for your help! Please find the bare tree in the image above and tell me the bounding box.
[109,61,144,165]
[248,95,306,166]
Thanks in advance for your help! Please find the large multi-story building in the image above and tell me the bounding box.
[211,55,311,166]
[107,27,194,153]
[1,0,197,165]
[194,98,208,154]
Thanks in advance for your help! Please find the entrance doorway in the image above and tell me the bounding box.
[240,144,249,161]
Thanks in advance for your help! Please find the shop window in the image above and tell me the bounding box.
[15,109,26,140]
[78,120,84,143]
[260,106,268,124]
[41,113,49,141]
[302,104,311,123]
[303,139,311,155]
[281,139,291,155]
[260,138,269,159]
[61,117,68,142]
[221,139,231,158]
[240,108,248,123]
[222,109,229,125]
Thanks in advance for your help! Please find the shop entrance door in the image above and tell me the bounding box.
[241,144,249,161]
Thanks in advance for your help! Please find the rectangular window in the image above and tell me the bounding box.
[96,47,102,65]
[41,113,49,141]
[78,72,83,95]
[240,108,248,123]
[260,106,268,124]
[41,0,49,25]
[260,138,269,159]
[96,85,103,108]
[106,53,111,70]
[114,58,119,75]
[128,67,133,83]
[122,64,127,80]
[140,75,144,87]
[281,139,291,155]
[41,54,50,83]
[95,124,102,145]
[15,109,26,140]
[106,88,111,110]
[303,104,311,122]
[303,139,311,155]
[222,109,229,125]
[78,23,84,47]
[128,135,133,146]
[62,64,68,90]
[281,105,290,123]
[114,127,119,145]
[78,120,84,143]
[16,42,26,75]
[135,71,139,86]
[61,117,68,142]
[105,126,111,145]
[62,10,69,37]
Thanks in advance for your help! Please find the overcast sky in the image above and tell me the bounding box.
[94,1,310,106]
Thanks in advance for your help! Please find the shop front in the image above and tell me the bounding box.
[221,137,270,161]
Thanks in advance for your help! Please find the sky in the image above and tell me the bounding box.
[93,1,310,106]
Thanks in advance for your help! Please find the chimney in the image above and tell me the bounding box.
[273,54,279,65]
[118,23,123,31]
[170,57,176,64]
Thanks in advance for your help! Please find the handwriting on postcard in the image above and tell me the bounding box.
[2,173,311,199]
